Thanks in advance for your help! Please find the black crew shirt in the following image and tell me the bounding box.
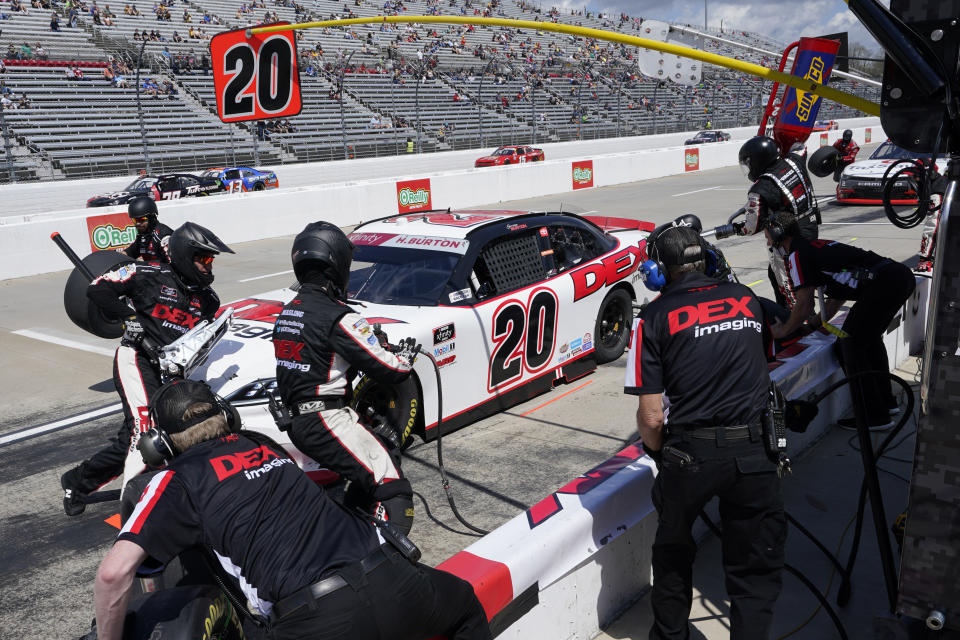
[624,272,770,428]
[125,222,172,263]
[785,238,887,301]
[119,434,379,615]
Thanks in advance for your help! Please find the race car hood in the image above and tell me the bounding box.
[844,158,948,178]
[88,189,148,203]
[475,155,500,163]
[192,289,456,400]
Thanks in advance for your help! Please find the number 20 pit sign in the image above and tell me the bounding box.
[210,23,302,122]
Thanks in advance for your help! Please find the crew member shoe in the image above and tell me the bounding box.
[61,470,86,517]
[837,417,895,433]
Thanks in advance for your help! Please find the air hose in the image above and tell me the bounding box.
[881,159,933,229]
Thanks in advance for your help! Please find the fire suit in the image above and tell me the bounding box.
[831,139,860,182]
[273,282,415,531]
[743,153,820,309]
[62,262,219,497]
[125,221,172,262]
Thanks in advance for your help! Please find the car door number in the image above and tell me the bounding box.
[161,191,182,200]
[489,288,558,390]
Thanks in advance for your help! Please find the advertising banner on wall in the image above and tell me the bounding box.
[396,178,432,213]
[87,213,136,252]
[572,160,594,189]
[684,148,699,172]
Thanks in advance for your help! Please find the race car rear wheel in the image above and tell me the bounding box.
[253,182,265,191]
[352,374,421,449]
[124,585,244,640]
[594,288,632,364]
[63,250,134,339]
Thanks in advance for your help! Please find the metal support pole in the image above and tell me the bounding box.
[575,65,586,140]
[252,125,261,166]
[735,80,743,127]
[615,70,623,138]
[0,106,17,183]
[652,81,659,135]
[134,39,151,174]
[415,62,423,154]
[340,51,355,160]
[478,55,497,149]
[531,71,537,145]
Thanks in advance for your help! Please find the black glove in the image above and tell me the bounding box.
[121,315,144,344]
[396,337,421,365]
[372,323,391,350]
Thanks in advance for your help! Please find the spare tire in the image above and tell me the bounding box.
[63,250,134,339]
[125,585,245,640]
[352,374,421,448]
[808,145,840,178]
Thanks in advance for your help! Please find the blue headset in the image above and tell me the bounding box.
[640,223,708,292]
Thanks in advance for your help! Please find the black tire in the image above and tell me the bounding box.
[594,288,632,364]
[808,146,840,178]
[253,182,265,191]
[124,585,244,640]
[351,374,421,448]
[63,250,134,339]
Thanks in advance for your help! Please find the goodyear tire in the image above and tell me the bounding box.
[352,374,420,449]
[253,182,265,191]
[594,288,632,364]
[124,585,244,640]
[63,250,134,339]
[808,146,840,178]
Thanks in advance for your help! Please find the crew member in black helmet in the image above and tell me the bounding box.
[629,224,785,640]
[124,197,172,263]
[59,222,232,516]
[736,135,820,309]
[831,129,860,182]
[273,221,418,533]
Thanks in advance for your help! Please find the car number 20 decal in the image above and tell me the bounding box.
[210,23,302,122]
[488,288,558,391]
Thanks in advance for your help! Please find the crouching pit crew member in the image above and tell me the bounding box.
[627,224,785,640]
[766,212,916,431]
[94,379,491,640]
[274,221,418,534]
[60,222,232,516]
[124,196,172,263]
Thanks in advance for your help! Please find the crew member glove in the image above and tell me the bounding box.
[372,323,391,350]
[121,315,144,344]
[396,337,421,365]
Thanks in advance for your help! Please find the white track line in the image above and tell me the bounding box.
[238,269,294,283]
[12,329,115,357]
[0,403,122,447]
[671,186,720,197]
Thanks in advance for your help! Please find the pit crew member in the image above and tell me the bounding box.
[60,223,232,516]
[831,129,860,182]
[94,379,491,640]
[736,135,820,309]
[627,224,785,640]
[274,221,417,534]
[767,212,915,431]
[124,196,172,263]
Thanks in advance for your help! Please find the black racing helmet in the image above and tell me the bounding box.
[168,222,234,289]
[291,221,355,294]
[842,129,853,143]
[128,196,158,220]
[674,214,703,233]
[739,135,781,181]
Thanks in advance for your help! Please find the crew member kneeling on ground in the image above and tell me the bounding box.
[766,212,915,431]
[61,223,232,516]
[626,224,785,640]
[94,379,491,640]
[737,135,820,309]
[274,221,417,533]
[831,129,860,182]
[124,196,172,263]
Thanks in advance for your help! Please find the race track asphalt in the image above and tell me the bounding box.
[0,143,925,639]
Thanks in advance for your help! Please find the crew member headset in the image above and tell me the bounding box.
[640,219,719,292]
[138,379,242,467]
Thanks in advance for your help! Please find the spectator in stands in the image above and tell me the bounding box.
[162,79,176,97]
[68,6,78,27]
[17,94,30,109]
[133,28,142,40]
[35,44,48,61]
[103,65,115,83]
[406,137,414,153]
[141,76,158,95]
[74,65,85,80]
[123,3,132,14]
[51,11,62,31]
[10,0,26,13]
[188,26,197,39]
[0,94,12,110]
[131,3,140,15]
[172,30,182,42]
[182,8,191,21]
[160,46,171,60]
[0,64,6,78]
[114,73,129,88]
[64,65,76,81]
[19,43,33,60]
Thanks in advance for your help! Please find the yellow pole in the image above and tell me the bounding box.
[250,16,880,116]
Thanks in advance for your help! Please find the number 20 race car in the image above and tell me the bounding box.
[193,209,653,445]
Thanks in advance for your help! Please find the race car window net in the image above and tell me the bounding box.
[478,232,548,294]
[225,170,241,180]
[347,246,460,305]
[126,177,154,190]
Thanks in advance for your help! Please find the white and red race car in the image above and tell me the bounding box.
[195,209,653,444]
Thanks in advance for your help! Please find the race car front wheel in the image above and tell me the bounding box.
[594,288,632,364]
[352,374,421,449]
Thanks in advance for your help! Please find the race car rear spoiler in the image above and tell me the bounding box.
[584,216,656,233]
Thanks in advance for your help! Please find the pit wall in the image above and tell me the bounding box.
[0,120,879,281]
[435,275,929,639]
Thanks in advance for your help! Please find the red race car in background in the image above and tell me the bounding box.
[475,145,545,167]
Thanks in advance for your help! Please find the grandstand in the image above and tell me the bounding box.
[0,0,881,183]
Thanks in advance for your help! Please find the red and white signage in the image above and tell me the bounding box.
[571,160,594,189]
[396,178,433,214]
[683,148,699,172]
[820,133,829,146]
[86,212,136,252]
[865,127,872,143]
[210,23,302,122]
